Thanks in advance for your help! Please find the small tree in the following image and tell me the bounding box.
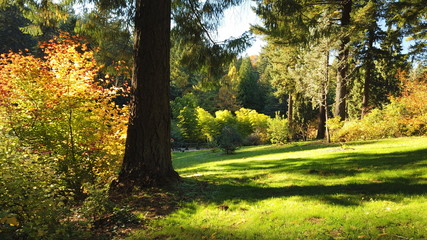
[0,33,127,196]
[217,125,242,154]
[267,113,291,144]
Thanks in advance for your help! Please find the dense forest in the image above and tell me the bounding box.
[0,0,426,239]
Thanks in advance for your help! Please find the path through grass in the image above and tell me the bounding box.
[126,137,427,239]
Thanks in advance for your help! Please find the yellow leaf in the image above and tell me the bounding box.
[0,215,19,226]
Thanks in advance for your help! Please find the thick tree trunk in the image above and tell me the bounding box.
[112,0,179,191]
[334,0,352,120]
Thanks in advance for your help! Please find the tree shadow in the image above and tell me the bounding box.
[178,147,427,179]
[178,178,427,206]
[175,147,427,206]
[173,142,342,170]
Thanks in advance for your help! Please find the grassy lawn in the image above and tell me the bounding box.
[126,137,427,239]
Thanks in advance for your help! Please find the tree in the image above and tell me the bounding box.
[260,44,299,122]
[238,57,264,112]
[387,0,426,59]
[334,0,352,120]
[254,0,354,120]
[112,0,180,190]
[112,0,250,190]
[0,5,36,53]
[216,63,241,111]
[4,0,72,42]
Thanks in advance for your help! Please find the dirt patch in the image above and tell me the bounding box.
[306,216,325,224]
[89,188,180,239]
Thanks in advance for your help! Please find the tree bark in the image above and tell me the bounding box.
[287,94,293,124]
[361,24,375,118]
[318,50,330,140]
[316,95,326,139]
[112,0,179,191]
[334,0,352,120]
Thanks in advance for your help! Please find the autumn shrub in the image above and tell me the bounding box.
[0,34,128,196]
[394,70,427,135]
[267,113,291,144]
[328,70,427,142]
[329,104,404,142]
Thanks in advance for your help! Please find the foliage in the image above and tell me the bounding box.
[235,108,269,144]
[214,110,238,130]
[177,106,202,143]
[217,125,243,154]
[171,93,199,119]
[196,107,219,143]
[175,106,289,147]
[75,9,133,76]
[79,183,114,222]
[328,69,427,142]
[267,113,291,144]
[0,33,128,195]
[0,4,36,53]
[0,128,83,239]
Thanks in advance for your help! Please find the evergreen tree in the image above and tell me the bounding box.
[387,0,426,59]
[111,0,252,191]
[238,57,264,112]
[112,0,180,190]
[4,0,72,42]
[0,4,36,53]
[254,0,353,120]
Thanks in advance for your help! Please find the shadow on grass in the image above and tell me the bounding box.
[173,142,342,170]
[177,147,427,177]
[176,147,427,206]
[178,178,427,206]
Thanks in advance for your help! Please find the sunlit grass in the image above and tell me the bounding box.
[126,137,427,239]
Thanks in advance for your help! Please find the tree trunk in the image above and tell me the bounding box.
[318,50,330,140]
[325,94,331,143]
[334,0,352,120]
[361,23,375,118]
[287,94,293,123]
[112,0,179,192]
[316,95,326,139]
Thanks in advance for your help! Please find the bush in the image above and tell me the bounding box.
[177,106,202,143]
[0,130,81,239]
[244,130,268,146]
[171,93,198,119]
[215,110,238,130]
[327,70,427,142]
[0,34,127,195]
[267,113,291,144]
[196,107,219,142]
[236,108,270,144]
[217,125,243,154]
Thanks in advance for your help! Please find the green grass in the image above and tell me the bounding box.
[126,137,427,239]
